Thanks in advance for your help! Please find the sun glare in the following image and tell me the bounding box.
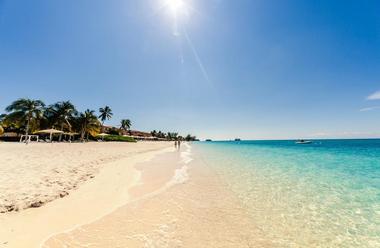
[167,0,184,12]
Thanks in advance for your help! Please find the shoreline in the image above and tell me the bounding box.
[2,142,270,247]
[43,143,269,248]
[0,142,174,247]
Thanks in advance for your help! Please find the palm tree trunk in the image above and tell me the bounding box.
[25,118,30,136]
[66,119,72,132]
[80,125,85,142]
[24,117,31,143]
[85,120,89,142]
[59,123,64,142]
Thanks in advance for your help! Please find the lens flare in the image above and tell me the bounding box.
[166,0,185,13]
[157,0,211,84]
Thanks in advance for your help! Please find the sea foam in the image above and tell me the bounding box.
[166,143,193,187]
[180,143,193,164]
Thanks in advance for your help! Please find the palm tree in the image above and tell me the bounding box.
[156,131,165,139]
[167,132,178,140]
[151,130,157,137]
[120,119,132,134]
[46,101,77,141]
[5,98,45,137]
[77,109,100,141]
[98,106,113,131]
[185,134,196,141]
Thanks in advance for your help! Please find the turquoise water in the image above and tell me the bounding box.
[194,139,380,247]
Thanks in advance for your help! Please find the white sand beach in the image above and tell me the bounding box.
[1,142,265,248]
[0,142,172,213]
[0,141,173,247]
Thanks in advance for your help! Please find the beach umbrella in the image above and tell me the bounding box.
[63,132,79,135]
[98,133,109,136]
[98,133,109,141]
[34,129,64,142]
[63,132,79,141]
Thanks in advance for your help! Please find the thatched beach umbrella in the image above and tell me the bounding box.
[98,133,109,141]
[35,129,64,142]
[64,132,79,141]
[63,132,79,136]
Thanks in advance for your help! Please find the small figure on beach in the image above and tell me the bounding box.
[174,140,177,148]
[178,140,181,149]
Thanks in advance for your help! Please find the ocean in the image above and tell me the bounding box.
[194,139,380,247]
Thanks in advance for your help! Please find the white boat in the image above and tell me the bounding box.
[295,140,312,144]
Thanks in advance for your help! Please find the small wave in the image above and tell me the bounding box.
[181,155,193,164]
[166,165,189,187]
[180,143,193,164]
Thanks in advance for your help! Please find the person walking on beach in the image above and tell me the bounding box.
[174,140,177,148]
[178,139,181,149]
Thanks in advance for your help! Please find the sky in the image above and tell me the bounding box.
[0,0,379,140]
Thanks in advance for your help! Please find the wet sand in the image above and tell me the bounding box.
[44,144,274,248]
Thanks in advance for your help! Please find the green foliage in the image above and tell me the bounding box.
[151,130,166,139]
[5,98,45,135]
[101,135,136,142]
[120,119,132,131]
[45,101,77,132]
[108,127,120,135]
[98,106,113,123]
[185,134,197,141]
[167,132,178,140]
[77,109,101,141]
[1,98,197,142]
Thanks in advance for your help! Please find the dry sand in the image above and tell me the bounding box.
[0,142,171,213]
[0,141,173,247]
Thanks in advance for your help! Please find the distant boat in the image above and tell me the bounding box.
[205,139,212,142]
[295,140,312,144]
[235,138,241,141]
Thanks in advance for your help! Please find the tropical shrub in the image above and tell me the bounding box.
[101,135,136,142]
[108,127,120,135]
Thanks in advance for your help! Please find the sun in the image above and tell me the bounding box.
[166,0,185,14]
[160,0,191,19]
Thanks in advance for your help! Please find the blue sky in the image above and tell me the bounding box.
[0,0,379,140]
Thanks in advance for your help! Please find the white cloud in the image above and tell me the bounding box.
[359,106,380,112]
[367,91,380,100]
